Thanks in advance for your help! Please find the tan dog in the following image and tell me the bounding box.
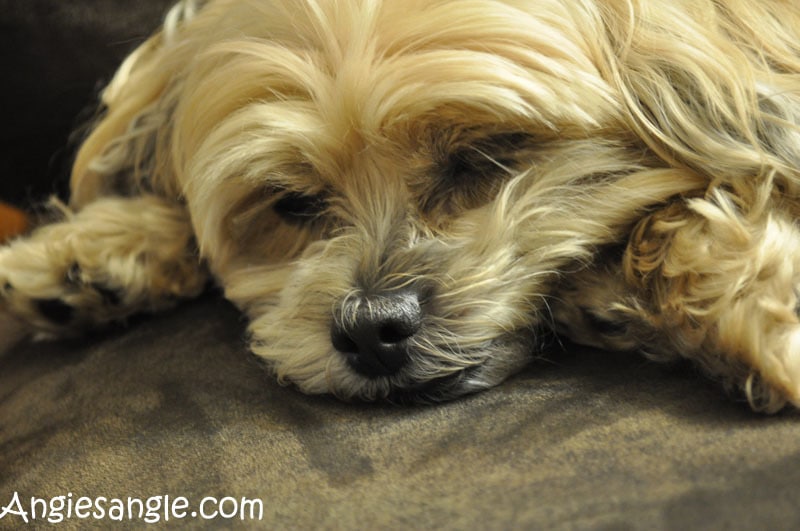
[2,0,800,410]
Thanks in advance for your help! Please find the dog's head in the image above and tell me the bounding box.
[74,0,755,401]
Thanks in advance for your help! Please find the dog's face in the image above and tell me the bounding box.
[164,0,639,401]
[82,0,684,401]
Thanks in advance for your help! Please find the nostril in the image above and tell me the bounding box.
[378,324,404,344]
[378,317,418,344]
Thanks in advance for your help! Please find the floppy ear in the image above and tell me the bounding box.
[70,1,204,208]
[606,1,800,184]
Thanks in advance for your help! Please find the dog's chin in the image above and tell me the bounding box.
[251,325,540,403]
[390,331,542,403]
[386,355,532,404]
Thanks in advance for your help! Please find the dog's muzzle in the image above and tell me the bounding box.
[331,290,423,377]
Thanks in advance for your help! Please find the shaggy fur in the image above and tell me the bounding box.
[2,0,800,410]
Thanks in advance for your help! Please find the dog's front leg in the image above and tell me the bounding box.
[0,195,207,340]
[553,184,800,411]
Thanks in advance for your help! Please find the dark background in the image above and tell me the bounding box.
[0,0,172,208]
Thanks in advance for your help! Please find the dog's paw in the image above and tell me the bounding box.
[0,207,207,335]
[729,302,800,413]
[0,247,120,333]
[3,249,208,335]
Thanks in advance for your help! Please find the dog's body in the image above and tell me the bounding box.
[2,0,800,410]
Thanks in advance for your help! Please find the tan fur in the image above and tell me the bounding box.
[3,0,800,409]
[0,196,206,335]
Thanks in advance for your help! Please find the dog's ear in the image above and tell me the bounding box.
[608,1,800,181]
[70,1,205,208]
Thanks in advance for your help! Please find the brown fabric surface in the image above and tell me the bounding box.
[2,294,800,529]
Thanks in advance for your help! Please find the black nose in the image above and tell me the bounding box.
[331,291,422,377]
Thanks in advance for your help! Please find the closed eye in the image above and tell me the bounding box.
[447,144,515,182]
[422,131,535,214]
[273,190,327,224]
